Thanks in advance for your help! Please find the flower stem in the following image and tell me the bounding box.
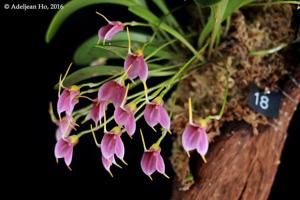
[156,130,167,146]
[139,129,147,151]
[49,102,57,124]
[103,109,107,133]
[144,38,177,61]
[79,73,121,90]
[188,98,193,124]
[121,84,130,108]
[90,124,100,147]
[160,55,198,97]
[77,101,146,138]
[124,21,151,27]
[126,27,132,54]
[61,62,73,86]
[207,58,230,121]
[143,81,149,102]
[249,43,287,56]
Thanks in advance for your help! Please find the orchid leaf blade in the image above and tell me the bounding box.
[128,5,198,55]
[57,65,123,88]
[74,32,173,65]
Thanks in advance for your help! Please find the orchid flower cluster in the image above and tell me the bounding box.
[50,12,228,180]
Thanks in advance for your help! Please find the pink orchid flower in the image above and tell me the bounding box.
[141,148,168,180]
[182,122,208,158]
[98,80,126,108]
[139,129,169,180]
[114,102,136,137]
[182,98,209,161]
[144,97,170,130]
[55,117,73,140]
[54,135,79,168]
[57,85,80,116]
[100,127,126,163]
[90,125,123,177]
[124,49,148,82]
[98,21,124,42]
[90,99,107,126]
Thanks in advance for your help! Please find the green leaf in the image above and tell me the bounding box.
[74,32,149,65]
[223,0,255,19]
[58,63,175,87]
[149,71,175,77]
[198,10,214,47]
[45,0,146,43]
[196,0,222,6]
[198,0,255,47]
[74,32,173,65]
[74,36,120,65]
[208,0,228,54]
[128,5,198,55]
[152,0,183,34]
[148,63,162,69]
[61,65,123,87]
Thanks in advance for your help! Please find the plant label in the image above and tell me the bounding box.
[248,84,282,118]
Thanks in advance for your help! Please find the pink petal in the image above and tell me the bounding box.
[124,112,136,136]
[102,155,113,172]
[158,105,170,130]
[98,24,114,39]
[141,151,156,176]
[59,118,71,136]
[155,151,165,174]
[182,124,201,152]
[57,89,70,115]
[124,54,139,80]
[98,81,115,101]
[98,81,125,107]
[115,135,125,160]
[55,129,63,141]
[90,100,107,125]
[136,56,148,82]
[54,139,68,158]
[64,146,74,166]
[104,22,124,41]
[197,129,209,156]
[114,107,136,136]
[101,134,116,159]
[65,90,80,116]
[98,101,107,119]
[56,117,72,140]
[124,54,135,72]
[114,107,128,125]
[111,84,126,107]
[144,103,159,128]
[90,101,100,124]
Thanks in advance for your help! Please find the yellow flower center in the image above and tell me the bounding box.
[198,118,207,127]
[112,126,122,134]
[135,49,144,56]
[68,135,79,144]
[153,96,163,105]
[70,85,80,91]
[127,102,137,112]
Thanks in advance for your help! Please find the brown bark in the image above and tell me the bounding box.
[171,66,300,200]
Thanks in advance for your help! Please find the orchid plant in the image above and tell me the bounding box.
[47,0,300,179]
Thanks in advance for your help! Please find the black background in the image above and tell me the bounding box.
[2,0,299,199]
